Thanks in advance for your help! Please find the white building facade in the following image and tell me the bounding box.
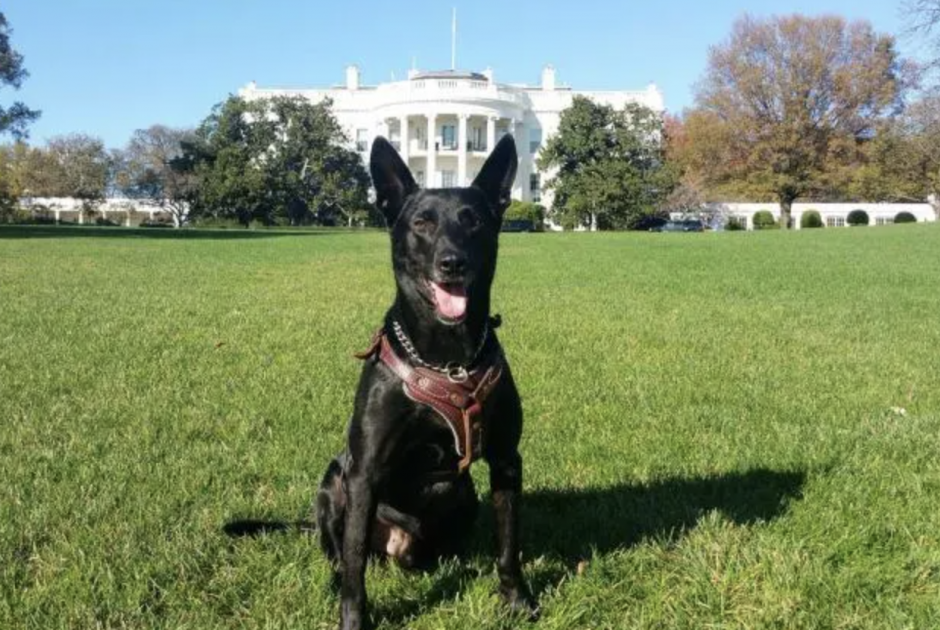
[239,65,663,209]
[699,201,936,230]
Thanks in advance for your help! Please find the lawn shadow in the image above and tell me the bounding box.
[513,467,805,562]
[221,467,804,623]
[0,225,356,240]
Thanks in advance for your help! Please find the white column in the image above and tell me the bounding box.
[77,208,84,225]
[54,208,60,224]
[516,122,529,200]
[427,114,437,188]
[399,115,409,162]
[486,116,496,153]
[457,114,469,186]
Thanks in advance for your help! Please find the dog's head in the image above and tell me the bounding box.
[370,135,518,326]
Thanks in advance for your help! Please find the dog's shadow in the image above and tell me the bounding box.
[223,467,804,621]
[513,467,805,561]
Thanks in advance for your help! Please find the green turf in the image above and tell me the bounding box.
[1,224,939,629]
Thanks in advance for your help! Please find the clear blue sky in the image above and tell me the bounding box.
[4,0,920,148]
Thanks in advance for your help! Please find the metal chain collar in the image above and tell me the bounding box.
[391,319,489,383]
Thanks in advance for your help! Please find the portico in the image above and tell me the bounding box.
[384,112,518,188]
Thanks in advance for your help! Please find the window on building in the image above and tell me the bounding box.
[441,170,457,187]
[471,127,485,151]
[826,216,846,227]
[529,173,541,202]
[356,129,369,152]
[415,170,425,187]
[442,125,457,150]
[529,128,542,154]
[875,216,893,226]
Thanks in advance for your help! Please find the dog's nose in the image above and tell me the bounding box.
[438,253,467,276]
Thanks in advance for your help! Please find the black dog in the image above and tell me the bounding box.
[316,134,535,629]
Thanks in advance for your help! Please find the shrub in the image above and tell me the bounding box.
[192,216,244,229]
[847,209,870,226]
[894,211,917,224]
[139,218,173,228]
[504,200,546,231]
[801,210,823,229]
[752,210,778,230]
[95,216,121,227]
[725,216,746,231]
[0,206,31,224]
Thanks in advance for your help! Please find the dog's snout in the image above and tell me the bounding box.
[437,253,467,276]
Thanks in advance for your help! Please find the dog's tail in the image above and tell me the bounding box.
[222,519,316,538]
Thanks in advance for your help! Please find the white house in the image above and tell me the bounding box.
[238,65,664,211]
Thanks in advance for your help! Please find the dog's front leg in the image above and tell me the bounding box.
[489,450,537,618]
[339,463,376,630]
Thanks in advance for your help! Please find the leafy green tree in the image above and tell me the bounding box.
[537,96,676,230]
[0,12,39,140]
[114,125,197,227]
[181,96,371,226]
[851,95,940,218]
[686,14,912,228]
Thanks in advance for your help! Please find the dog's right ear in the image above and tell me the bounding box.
[370,136,418,226]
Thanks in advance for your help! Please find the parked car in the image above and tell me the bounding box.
[651,219,705,232]
[502,219,536,233]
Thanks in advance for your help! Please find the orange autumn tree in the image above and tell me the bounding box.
[683,14,912,228]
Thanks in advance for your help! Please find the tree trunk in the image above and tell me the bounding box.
[779,198,793,230]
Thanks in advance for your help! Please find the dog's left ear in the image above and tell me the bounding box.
[472,134,518,216]
[370,136,418,226]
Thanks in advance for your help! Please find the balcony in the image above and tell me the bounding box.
[374,77,527,110]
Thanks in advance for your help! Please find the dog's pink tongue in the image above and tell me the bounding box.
[432,282,467,319]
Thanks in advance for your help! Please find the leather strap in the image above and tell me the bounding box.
[355,329,504,474]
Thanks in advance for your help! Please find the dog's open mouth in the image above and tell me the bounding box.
[428,281,467,323]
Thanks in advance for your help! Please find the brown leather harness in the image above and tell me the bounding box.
[355,329,504,474]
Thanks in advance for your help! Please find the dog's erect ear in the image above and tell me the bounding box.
[472,134,518,216]
[370,136,418,225]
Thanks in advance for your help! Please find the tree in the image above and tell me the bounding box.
[182,96,371,226]
[537,96,677,230]
[0,141,29,220]
[0,12,40,140]
[22,134,111,213]
[687,14,912,228]
[115,125,197,227]
[905,0,940,75]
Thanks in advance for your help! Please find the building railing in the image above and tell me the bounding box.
[377,78,526,106]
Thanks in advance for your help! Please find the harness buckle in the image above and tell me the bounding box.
[445,363,470,383]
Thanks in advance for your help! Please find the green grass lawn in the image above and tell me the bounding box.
[2,224,939,629]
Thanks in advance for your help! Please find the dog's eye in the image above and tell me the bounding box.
[412,212,435,232]
[458,208,480,231]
